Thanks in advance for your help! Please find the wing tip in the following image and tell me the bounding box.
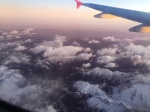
[75,0,83,9]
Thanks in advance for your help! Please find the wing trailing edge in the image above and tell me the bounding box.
[129,24,150,33]
[94,13,119,19]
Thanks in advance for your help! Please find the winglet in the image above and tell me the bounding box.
[75,0,83,9]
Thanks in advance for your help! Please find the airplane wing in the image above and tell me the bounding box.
[75,0,150,33]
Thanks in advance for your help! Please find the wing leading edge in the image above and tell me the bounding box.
[75,0,150,32]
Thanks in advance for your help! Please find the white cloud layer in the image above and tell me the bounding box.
[113,84,150,111]
[97,48,117,56]
[88,39,100,44]
[82,63,91,68]
[103,36,120,42]
[76,64,150,112]
[21,28,34,36]
[105,63,118,68]
[74,81,129,112]
[25,39,32,43]
[2,30,150,112]
[86,67,125,79]
[0,66,59,112]
[97,56,116,64]
[31,35,85,63]
[14,45,27,51]
[124,43,150,67]
[84,48,91,52]
[9,30,19,35]
[96,47,118,67]
[76,53,93,61]
[4,53,30,64]
[73,41,80,46]
[43,46,83,62]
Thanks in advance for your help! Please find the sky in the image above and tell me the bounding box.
[0,0,150,31]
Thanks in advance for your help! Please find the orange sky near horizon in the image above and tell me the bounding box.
[0,4,139,31]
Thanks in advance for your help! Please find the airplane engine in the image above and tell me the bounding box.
[129,24,150,33]
[94,13,118,19]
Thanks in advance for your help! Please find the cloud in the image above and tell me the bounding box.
[95,42,150,69]
[2,32,7,36]
[123,43,150,67]
[25,39,32,43]
[35,58,50,69]
[134,74,150,85]
[87,96,128,112]
[105,63,118,68]
[1,28,35,40]
[6,34,13,39]
[0,43,6,50]
[9,30,19,35]
[52,35,67,47]
[82,63,91,68]
[26,28,34,31]
[16,36,21,39]
[101,36,150,44]
[14,45,27,51]
[103,36,120,42]
[76,53,93,61]
[31,35,63,49]
[0,36,4,40]
[73,41,80,46]
[132,37,150,41]
[96,47,118,67]
[47,106,57,112]
[31,45,46,54]
[43,46,83,62]
[82,38,89,42]
[74,81,107,97]
[86,67,127,81]
[97,56,116,64]
[84,48,92,52]
[125,43,149,56]
[87,67,113,78]
[2,29,150,112]
[97,47,117,56]
[113,84,150,111]
[7,41,21,47]
[5,30,21,39]
[118,37,150,43]
[0,66,61,112]
[88,39,100,44]
[0,66,25,103]
[74,81,129,112]
[0,39,31,51]
[74,67,150,112]
[31,35,84,63]
[80,64,150,111]
[31,35,67,52]
[36,105,57,112]
[90,41,150,69]
[4,53,30,64]
[0,40,29,51]
[130,55,142,65]
[21,28,34,36]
